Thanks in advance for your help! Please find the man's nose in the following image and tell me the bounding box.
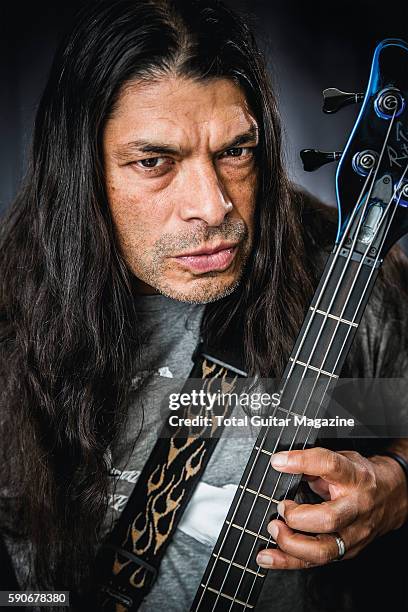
[178,161,233,226]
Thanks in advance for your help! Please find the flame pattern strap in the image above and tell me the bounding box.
[88,349,245,612]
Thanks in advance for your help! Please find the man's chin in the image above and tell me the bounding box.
[154,276,241,304]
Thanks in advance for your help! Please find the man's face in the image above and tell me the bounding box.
[103,75,258,303]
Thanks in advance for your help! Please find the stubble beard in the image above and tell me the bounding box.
[129,219,252,304]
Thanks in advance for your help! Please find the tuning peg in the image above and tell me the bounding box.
[300,149,342,172]
[323,88,364,113]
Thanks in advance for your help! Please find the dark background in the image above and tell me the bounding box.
[1,0,408,212]
[1,0,408,600]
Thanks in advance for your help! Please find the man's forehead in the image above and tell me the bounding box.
[105,76,258,150]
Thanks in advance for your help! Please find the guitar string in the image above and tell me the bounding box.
[192,170,374,611]
[212,110,398,610]
[195,139,384,611]
[240,163,408,610]
[242,178,404,610]
[225,181,376,609]
[195,131,386,611]
[195,108,397,611]
[277,183,403,521]
[277,166,406,523]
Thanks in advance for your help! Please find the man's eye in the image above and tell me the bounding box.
[220,147,253,158]
[136,157,167,168]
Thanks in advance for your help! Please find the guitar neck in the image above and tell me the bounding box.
[191,246,380,611]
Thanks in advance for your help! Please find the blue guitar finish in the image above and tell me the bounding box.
[336,38,408,253]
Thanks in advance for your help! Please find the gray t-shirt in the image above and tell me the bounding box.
[2,289,406,611]
[102,294,313,612]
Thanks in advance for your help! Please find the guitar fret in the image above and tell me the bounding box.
[212,553,266,578]
[255,446,272,456]
[201,585,255,608]
[225,520,275,544]
[238,484,280,504]
[275,406,306,419]
[309,306,358,327]
[289,357,338,379]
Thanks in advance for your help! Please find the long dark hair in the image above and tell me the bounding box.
[1,0,407,603]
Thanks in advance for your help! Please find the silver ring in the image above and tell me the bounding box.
[333,533,346,561]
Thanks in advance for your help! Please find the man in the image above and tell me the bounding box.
[0,0,407,610]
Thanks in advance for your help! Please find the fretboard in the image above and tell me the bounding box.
[191,247,380,611]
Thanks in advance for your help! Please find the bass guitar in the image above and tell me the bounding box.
[191,37,408,611]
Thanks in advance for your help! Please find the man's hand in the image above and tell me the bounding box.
[256,447,408,570]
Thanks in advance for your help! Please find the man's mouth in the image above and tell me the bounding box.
[172,242,239,273]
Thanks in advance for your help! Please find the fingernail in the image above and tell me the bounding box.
[277,501,285,517]
[268,521,279,541]
[257,552,273,566]
[271,452,288,467]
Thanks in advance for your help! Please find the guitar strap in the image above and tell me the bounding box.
[88,332,248,612]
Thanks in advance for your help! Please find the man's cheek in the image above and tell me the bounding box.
[113,222,152,269]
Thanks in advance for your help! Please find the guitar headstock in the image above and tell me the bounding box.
[301,39,408,262]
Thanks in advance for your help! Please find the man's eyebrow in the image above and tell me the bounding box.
[113,125,259,160]
[113,140,182,159]
[220,125,259,150]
